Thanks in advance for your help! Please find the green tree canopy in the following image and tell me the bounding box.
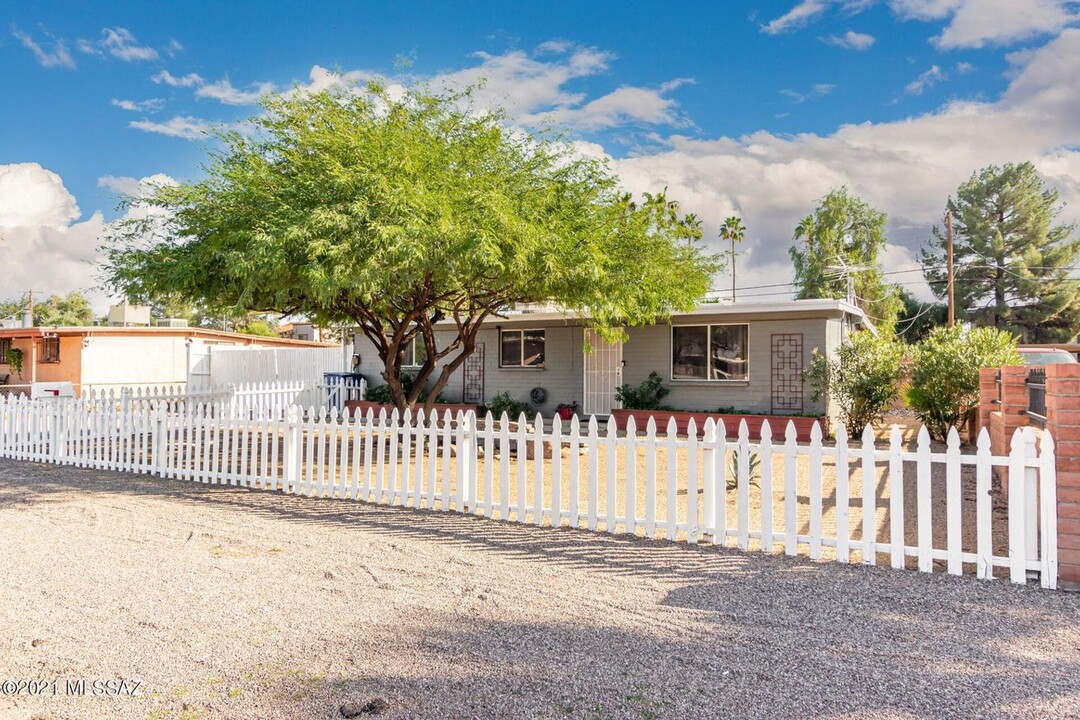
[896,289,947,344]
[923,162,1080,343]
[0,292,96,327]
[790,187,902,331]
[103,80,720,410]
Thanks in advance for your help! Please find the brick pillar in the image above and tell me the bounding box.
[991,366,1030,463]
[977,367,998,437]
[1046,364,1080,590]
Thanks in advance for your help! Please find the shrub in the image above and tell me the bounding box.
[365,372,444,405]
[489,392,531,419]
[906,326,1022,441]
[615,371,672,410]
[5,348,23,377]
[805,330,904,435]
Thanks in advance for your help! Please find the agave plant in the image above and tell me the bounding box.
[727,448,760,491]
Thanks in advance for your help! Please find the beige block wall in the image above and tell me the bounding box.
[622,316,829,416]
[354,314,837,417]
[354,324,585,415]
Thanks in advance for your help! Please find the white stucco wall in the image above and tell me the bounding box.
[80,335,190,388]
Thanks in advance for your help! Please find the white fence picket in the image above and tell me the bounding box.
[861,424,877,566]
[0,396,1061,589]
[835,425,850,563]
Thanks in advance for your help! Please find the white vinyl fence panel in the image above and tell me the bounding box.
[0,395,1059,589]
[188,344,346,394]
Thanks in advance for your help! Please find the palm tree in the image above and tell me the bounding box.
[719,216,747,301]
[681,213,703,247]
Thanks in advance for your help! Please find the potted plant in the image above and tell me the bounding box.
[555,401,579,421]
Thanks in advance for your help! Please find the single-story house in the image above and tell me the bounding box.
[351,299,871,422]
[0,326,334,394]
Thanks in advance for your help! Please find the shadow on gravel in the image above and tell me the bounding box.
[3,460,1080,720]
[307,613,1080,720]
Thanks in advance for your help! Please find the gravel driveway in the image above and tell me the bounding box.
[1,459,1078,720]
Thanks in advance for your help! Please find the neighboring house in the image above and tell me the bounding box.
[279,322,323,342]
[0,326,334,393]
[352,299,871,421]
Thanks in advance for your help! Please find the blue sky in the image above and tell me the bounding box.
[2,0,1079,309]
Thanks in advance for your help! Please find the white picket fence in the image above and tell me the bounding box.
[0,397,1059,588]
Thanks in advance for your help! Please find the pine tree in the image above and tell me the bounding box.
[789,187,902,331]
[924,162,1080,343]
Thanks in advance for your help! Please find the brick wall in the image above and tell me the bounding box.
[1045,364,1080,589]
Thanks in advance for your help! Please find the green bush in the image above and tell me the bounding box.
[365,372,444,405]
[5,348,23,377]
[615,371,672,410]
[805,330,904,435]
[489,392,531,420]
[906,326,1022,441]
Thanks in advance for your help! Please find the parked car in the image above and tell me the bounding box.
[1017,347,1078,365]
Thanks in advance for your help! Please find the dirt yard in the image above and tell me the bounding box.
[1,457,1078,720]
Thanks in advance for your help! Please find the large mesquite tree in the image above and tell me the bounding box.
[103,81,719,411]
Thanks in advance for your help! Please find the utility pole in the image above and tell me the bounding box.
[23,289,35,328]
[945,210,955,328]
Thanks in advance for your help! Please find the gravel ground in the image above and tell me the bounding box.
[1,458,1078,720]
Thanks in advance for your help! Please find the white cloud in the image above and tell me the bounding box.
[762,0,875,34]
[0,164,109,309]
[295,44,695,133]
[129,115,212,139]
[100,27,159,62]
[434,44,692,131]
[823,30,877,49]
[521,84,692,130]
[11,29,75,69]
[781,83,836,103]
[75,38,103,57]
[762,0,834,34]
[111,98,166,113]
[195,78,276,105]
[890,0,1080,48]
[97,173,178,202]
[904,64,946,94]
[0,164,80,229]
[956,61,975,74]
[151,70,204,87]
[166,39,184,57]
[0,166,179,312]
[583,30,1080,301]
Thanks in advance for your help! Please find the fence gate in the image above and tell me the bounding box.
[583,328,622,416]
[771,333,804,415]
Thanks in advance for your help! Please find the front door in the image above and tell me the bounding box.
[583,328,623,417]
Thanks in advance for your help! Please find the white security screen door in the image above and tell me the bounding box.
[582,328,623,416]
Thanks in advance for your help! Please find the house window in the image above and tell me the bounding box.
[401,336,428,368]
[672,324,748,381]
[500,329,545,368]
[0,338,11,360]
[41,336,61,364]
